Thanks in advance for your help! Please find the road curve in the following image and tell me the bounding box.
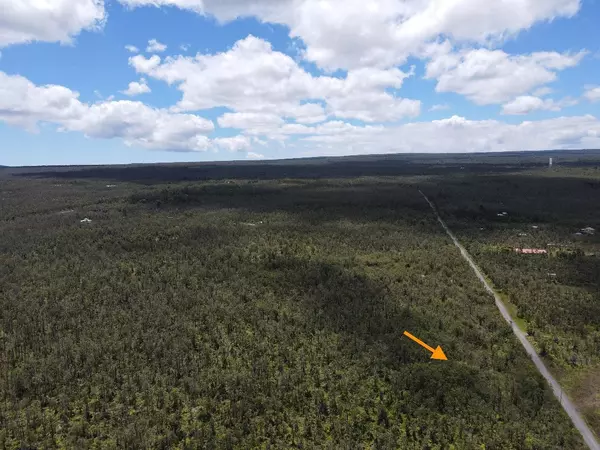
[419,190,600,450]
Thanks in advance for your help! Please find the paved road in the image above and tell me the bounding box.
[419,190,600,450]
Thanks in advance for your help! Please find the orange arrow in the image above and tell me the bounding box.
[403,331,448,360]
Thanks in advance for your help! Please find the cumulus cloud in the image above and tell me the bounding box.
[130,54,162,72]
[122,78,151,96]
[501,95,577,115]
[118,0,283,19]
[146,38,167,53]
[131,36,315,112]
[315,67,420,122]
[130,36,419,124]
[395,0,580,49]
[295,115,600,156]
[0,71,214,151]
[3,71,599,156]
[1,0,585,74]
[584,86,600,102]
[69,101,213,151]
[425,46,585,104]
[218,112,284,132]
[117,0,581,70]
[502,96,557,115]
[3,0,595,158]
[327,91,420,122]
[213,135,253,152]
[215,102,408,142]
[283,103,327,124]
[0,0,106,47]
[246,152,265,159]
[0,72,86,130]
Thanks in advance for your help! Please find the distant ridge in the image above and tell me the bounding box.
[3,148,600,171]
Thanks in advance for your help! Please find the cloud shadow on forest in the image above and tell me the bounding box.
[262,256,509,418]
[266,257,425,361]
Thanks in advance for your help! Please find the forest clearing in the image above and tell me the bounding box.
[1,151,599,449]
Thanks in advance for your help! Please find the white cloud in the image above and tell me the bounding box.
[283,103,327,124]
[501,95,577,115]
[217,111,330,141]
[2,0,593,158]
[246,152,265,159]
[312,120,384,136]
[0,0,106,47]
[426,47,585,104]
[316,67,420,122]
[532,86,554,97]
[430,104,450,112]
[252,137,268,146]
[180,43,190,51]
[295,115,600,156]
[216,110,386,143]
[1,0,584,75]
[3,71,599,157]
[118,0,284,19]
[0,71,214,152]
[132,36,317,113]
[131,36,419,125]
[327,91,420,122]
[122,78,151,96]
[584,86,600,102]
[285,0,415,70]
[146,38,167,53]
[130,54,162,72]
[218,112,284,132]
[395,0,580,49]
[117,0,581,70]
[118,0,203,13]
[217,106,326,131]
[69,101,214,151]
[0,72,86,130]
[213,135,252,152]
[502,96,555,115]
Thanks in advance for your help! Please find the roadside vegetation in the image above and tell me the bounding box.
[424,159,600,437]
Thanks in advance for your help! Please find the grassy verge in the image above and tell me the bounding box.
[481,274,529,333]
[553,364,600,438]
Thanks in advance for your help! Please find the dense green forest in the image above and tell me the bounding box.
[423,160,600,437]
[1,151,598,449]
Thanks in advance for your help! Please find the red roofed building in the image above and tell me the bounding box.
[514,248,548,254]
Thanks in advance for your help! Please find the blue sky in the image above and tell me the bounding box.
[1,0,599,166]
